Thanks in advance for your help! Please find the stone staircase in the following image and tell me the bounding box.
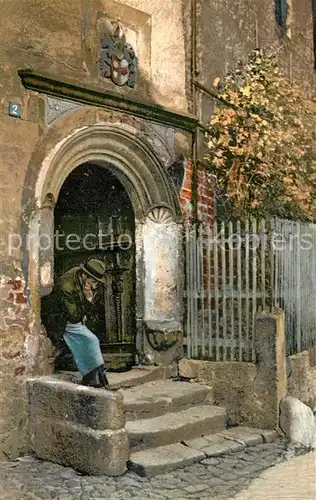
[31,366,279,478]
[120,378,227,476]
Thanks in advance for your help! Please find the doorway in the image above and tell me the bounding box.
[42,162,136,371]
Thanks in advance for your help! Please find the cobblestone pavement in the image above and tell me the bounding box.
[0,440,310,500]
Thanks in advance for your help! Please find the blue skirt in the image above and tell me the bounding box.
[63,324,104,376]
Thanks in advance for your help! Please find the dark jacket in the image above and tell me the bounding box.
[59,266,94,324]
[41,267,95,349]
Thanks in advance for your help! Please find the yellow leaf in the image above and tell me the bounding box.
[240,86,251,97]
[213,77,221,88]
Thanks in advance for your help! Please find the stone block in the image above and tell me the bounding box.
[128,443,205,477]
[27,377,125,430]
[197,361,257,425]
[178,359,202,379]
[280,395,316,448]
[219,427,263,446]
[260,429,280,443]
[253,309,287,429]
[31,417,129,476]
[288,350,316,410]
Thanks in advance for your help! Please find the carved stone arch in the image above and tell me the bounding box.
[36,124,181,221]
[27,121,183,365]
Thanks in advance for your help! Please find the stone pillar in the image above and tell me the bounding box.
[252,308,287,429]
[141,205,184,365]
[38,196,55,297]
[27,377,129,476]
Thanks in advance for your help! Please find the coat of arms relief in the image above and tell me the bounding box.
[99,20,138,88]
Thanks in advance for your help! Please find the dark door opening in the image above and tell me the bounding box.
[42,162,136,371]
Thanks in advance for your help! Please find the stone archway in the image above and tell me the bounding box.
[31,122,184,366]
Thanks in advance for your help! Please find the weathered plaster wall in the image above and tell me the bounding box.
[197,0,315,118]
[0,0,187,114]
[0,0,188,458]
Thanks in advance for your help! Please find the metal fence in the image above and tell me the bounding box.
[184,218,316,362]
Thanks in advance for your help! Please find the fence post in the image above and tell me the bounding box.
[252,308,287,428]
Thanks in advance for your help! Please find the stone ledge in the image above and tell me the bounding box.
[30,418,129,476]
[54,364,177,389]
[128,443,205,477]
[27,377,125,430]
[27,376,129,476]
[183,427,280,458]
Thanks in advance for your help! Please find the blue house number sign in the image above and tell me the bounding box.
[9,103,21,118]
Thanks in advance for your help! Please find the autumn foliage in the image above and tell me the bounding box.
[205,49,316,221]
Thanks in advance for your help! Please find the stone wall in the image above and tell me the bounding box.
[197,0,315,113]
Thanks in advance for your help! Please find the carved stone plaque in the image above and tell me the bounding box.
[46,97,80,125]
[99,21,138,88]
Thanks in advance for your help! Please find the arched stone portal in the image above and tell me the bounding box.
[31,123,184,367]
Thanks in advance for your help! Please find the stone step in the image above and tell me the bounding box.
[127,443,205,477]
[128,427,280,477]
[54,365,176,390]
[126,404,226,451]
[122,380,212,420]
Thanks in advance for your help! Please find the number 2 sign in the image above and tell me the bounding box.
[9,103,21,118]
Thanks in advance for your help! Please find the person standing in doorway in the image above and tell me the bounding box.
[59,258,110,389]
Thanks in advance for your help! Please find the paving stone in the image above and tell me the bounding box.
[64,480,81,488]
[199,457,220,466]
[0,439,307,500]
[219,471,238,481]
[219,427,263,447]
[206,477,225,487]
[204,465,222,477]
[237,452,258,463]
[183,482,210,493]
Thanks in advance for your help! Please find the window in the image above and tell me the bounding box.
[275,0,288,28]
[275,0,291,36]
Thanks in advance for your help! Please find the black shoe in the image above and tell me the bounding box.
[97,366,111,390]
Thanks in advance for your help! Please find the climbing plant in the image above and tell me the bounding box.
[205,49,316,221]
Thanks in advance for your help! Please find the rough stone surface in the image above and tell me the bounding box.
[178,359,202,379]
[128,443,205,477]
[219,427,264,446]
[127,404,226,451]
[280,396,316,448]
[28,376,129,476]
[27,377,125,430]
[197,361,258,426]
[31,418,129,476]
[288,349,316,410]
[55,365,177,390]
[185,433,244,457]
[122,379,211,420]
[253,310,287,429]
[0,440,309,500]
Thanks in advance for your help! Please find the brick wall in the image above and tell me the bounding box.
[180,160,215,223]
